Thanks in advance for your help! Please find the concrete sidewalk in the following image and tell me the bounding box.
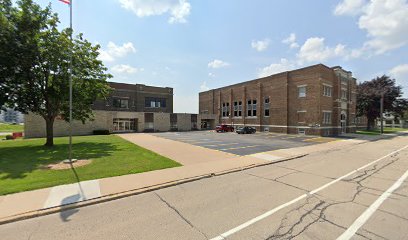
[0,133,365,224]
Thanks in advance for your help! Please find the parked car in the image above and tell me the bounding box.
[215,124,234,132]
[236,126,256,134]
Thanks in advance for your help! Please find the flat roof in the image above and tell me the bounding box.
[199,63,334,93]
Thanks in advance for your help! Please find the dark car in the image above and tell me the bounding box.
[215,124,234,132]
[236,126,256,134]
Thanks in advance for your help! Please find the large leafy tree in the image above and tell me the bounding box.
[0,0,112,146]
[356,75,408,130]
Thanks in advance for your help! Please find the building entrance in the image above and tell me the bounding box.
[113,118,137,132]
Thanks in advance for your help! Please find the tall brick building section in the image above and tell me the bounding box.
[199,64,357,136]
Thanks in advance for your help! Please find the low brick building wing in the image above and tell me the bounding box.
[24,82,201,138]
[199,64,357,136]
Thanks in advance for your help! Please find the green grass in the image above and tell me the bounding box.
[356,127,406,135]
[0,123,23,132]
[0,135,181,195]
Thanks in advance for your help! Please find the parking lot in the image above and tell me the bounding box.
[151,131,337,156]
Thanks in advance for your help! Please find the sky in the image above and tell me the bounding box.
[38,0,408,113]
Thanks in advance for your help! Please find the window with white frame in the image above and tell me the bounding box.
[323,111,332,124]
[323,85,332,97]
[222,102,230,117]
[233,101,242,117]
[247,99,257,117]
[264,97,270,117]
[341,89,347,99]
[298,85,306,98]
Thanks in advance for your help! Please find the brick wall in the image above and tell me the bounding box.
[92,82,173,113]
[198,64,358,136]
[25,111,203,138]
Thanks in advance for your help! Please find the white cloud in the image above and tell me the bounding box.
[282,33,299,49]
[251,39,270,52]
[358,0,408,54]
[297,37,346,64]
[335,0,408,55]
[208,72,215,77]
[208,59,230,69]
[334,0,366,16]
[390,64,408,94]
[257,58,295,78]
[99,42,136,62]
[119,0,191,24]
[111,64,143,74]
[200,81,210,92]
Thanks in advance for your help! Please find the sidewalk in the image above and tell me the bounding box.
[0,133,366,224]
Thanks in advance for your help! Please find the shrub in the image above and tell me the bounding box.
[93,129,110,135]
[5,135,14,140]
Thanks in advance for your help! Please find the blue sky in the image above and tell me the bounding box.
[41,0,408,112]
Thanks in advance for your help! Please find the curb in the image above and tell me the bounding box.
[0,153,307,225]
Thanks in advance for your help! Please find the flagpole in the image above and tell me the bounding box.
[68,0,73,163]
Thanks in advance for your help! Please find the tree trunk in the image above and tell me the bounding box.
[366,117,375,131]
[44,117,55,147]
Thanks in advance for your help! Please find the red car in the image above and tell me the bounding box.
[216,124,234,132]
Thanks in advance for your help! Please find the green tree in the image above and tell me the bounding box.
[356,75,408,130]
[0,0,112,146]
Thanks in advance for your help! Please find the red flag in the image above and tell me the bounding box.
[59,0,70,4]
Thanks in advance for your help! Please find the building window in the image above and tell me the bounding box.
[264,97,270,117]
[238,101,242,116]
[247,100,257,117]
[233,101,242,117]
[113,98,129,109]
[323,111,332,124]
[341,89,347,100]
[145,97,166,108]
[323,85,332,97]
[222,102,230,117]
[298,86,306,98]
[297,111,306,123]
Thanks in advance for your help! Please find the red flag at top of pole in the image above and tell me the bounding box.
[59,0,70,4]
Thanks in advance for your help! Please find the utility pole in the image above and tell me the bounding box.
[380,92,384,134]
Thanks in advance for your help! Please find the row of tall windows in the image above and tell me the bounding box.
[222,98,270,117]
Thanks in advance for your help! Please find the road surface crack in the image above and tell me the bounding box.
[154,193,209,239]
[266,154,402,239]
[244,172,308,193]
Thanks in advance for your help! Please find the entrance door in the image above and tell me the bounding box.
[113,118,137,132]
[340,114,346,134]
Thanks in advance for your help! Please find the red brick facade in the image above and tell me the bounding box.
[199,64,357,136]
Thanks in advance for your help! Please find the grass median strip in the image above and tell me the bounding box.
[0,135,181,195]
[356,127,406,135]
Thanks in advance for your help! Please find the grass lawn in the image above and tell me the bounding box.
[356,127,407,135]
[0,123,24,132]
[0,135,181,195]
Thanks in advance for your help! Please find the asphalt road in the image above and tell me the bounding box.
[1,134,408,240]
[151,131,327,156]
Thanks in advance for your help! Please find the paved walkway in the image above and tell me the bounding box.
[0,133,370,224]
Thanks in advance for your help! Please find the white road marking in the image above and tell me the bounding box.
[336,168,408,240]
[219,145,260,151]
[210,144,408,240]
[203,143,241,147]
